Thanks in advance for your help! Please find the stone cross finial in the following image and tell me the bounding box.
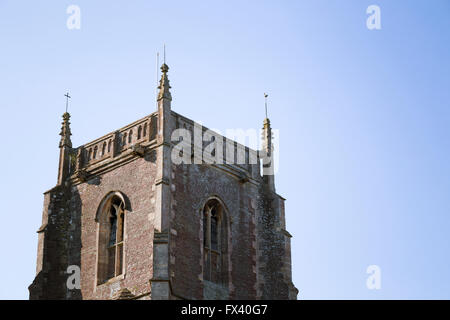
[157,63,172,101]
[64,92,71,113]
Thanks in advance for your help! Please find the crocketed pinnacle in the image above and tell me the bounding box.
[59,112,72,148]
[157,63,172,101]
[262,117,272,155]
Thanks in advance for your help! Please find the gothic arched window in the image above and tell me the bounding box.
[203,199,228,285]
[123,133,127,146]
[97,193,126,284]
[143,123,147,138]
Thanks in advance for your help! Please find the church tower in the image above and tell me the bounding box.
[29,65,298,300]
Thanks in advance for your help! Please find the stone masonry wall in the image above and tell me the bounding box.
[29,184,81,299]
[256,184,295,299]
[30,152,158,300]
[76,155,157,299]
[169,163,258,299]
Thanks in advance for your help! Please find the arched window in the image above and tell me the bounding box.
[123,133,127,146]
[97,193,126,284]
[137,126,142,140]
[128,130,133,144]
[203,199,228,285]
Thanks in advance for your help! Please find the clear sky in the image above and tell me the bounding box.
[0,0,449,299]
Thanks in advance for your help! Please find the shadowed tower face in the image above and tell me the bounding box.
[29,64,297,300]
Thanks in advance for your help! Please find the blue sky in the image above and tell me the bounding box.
[0,0,449,299]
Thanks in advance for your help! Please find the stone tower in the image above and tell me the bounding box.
[29,64,298,300]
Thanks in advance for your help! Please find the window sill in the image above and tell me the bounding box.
[204,248,220,255]
[97,273,125,287]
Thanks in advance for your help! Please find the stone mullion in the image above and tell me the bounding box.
[206,207,212,281]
